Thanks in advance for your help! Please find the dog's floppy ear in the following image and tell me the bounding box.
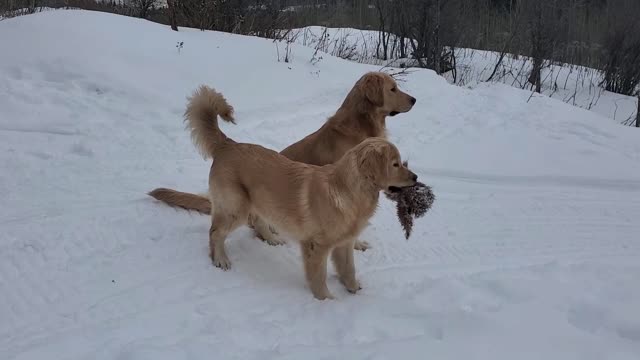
[362,74,384,107]
[357,143,388,185]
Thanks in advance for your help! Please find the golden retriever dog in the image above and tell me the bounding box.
[149,71,416,251]
[167,85,417,299]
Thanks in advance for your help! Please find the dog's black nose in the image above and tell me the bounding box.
[410,97,416,105]
[412,174,418,182]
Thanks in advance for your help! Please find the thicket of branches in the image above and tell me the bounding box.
[363,0,639,98]
[2,0,639,101]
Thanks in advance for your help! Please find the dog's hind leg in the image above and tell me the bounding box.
[332,241,362,294]
[209,190,249,270]
[301,240,334,300]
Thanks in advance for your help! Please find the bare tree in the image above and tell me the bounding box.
[129,0,157,19]
[372,0,392,60]
[636,96,639,128]
[486,3,522,82]
[166,0,178,31]
[405,0,458,74]
[516,0,567,93]
[600,0,640,96]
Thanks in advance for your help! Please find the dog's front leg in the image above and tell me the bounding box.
[301,240,334,300]
[353,240,371,251]
[332,240,362,294]
[353,221,372,251]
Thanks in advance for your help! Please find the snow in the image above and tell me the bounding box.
[1,10,640,360]
[448,48,639,125]
[289,26,639,125]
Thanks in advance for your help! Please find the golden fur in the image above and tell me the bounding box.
[149,71,416,251]
[165,85,417,299]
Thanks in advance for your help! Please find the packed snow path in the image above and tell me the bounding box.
[1,10,640,360]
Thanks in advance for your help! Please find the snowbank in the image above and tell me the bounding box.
[289,26,638,124]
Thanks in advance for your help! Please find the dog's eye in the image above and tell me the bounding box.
[391,87,397,92]
[393,162,399,167]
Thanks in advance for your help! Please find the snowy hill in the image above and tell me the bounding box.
[289,26,639,124]
[1,10,640,360]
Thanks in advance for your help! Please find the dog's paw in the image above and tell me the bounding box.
[211,254,232,270]
[256,231,286,246]
[354,240,371,251]
[263,237,286,246]
[344,279,362,294]
[313,291,336,300]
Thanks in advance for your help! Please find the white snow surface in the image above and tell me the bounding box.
[1,10,640,360]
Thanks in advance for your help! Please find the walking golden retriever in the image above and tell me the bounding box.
[166,85,417,299]
[149,72,416,251]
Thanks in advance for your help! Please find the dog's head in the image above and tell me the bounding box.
[350,72,416,116]
[353,138,417,192]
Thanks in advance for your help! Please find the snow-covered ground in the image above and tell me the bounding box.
[289,26,638,125]
[1,10,640,360]
[448,48,638,125]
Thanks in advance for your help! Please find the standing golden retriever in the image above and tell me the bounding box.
[150,71,416,251]
[172,85,417,299]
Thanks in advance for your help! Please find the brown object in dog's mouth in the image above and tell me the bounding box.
[385,182,435,240]
[387,186,402,193]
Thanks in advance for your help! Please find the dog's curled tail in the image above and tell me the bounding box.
[184,85,235,159]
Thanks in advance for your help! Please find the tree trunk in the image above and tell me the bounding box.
[167,0,178,31]
[636,94,640,127]
[529,57,543,93]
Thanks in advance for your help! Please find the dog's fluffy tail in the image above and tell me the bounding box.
[148,188,212,214]
[184,85,235,159]
[147,86,231,214]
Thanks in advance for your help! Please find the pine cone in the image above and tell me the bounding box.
[384,182,435,239]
